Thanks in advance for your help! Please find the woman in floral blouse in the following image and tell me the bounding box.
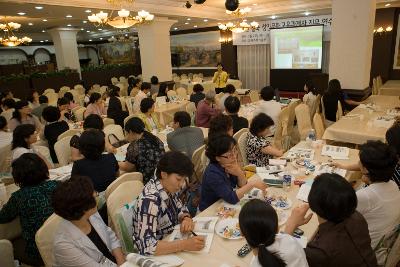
[246,113,283,167]
[133,151,205,255]
[119,117,165,184]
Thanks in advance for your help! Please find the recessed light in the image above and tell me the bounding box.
[86,30,90,32]
[304,11,310,16]
[83,20,87,23]
[98,28,103,31]
[42,30,46,32]
[35,6,43,10]
[252,3,257,6]
[187,18,191,21]
[66,15,72,18]
[125,34,128,36]
[194,25,198,28]
[17,12,26,16]
[203,19,208,22]
[185,22,189,25]
[80,28,84,30]
[40,40,44,43]
[67,24,72,26]
[100,37,103,40]
[45,39,49,42]
[89,39,92,41]
[28,23,33,26]
[42,19,47,21]
[85,10,92,13]
[174,27,178,30]
[385,3,391,6]
[271,15,277,19]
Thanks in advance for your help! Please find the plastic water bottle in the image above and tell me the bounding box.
[282,175,292,192]
[308,129,316,141]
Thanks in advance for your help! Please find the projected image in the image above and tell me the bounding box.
[270,26,323,69]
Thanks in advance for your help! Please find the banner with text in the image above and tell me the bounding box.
[233,15,332,46]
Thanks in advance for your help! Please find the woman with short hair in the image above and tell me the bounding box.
[137,97,161,132]
[52,175,125,266]
[246,113,283,167]
[0,153,58,266]
[190,84,205,107]
[85,92,106,118]
[133,151,205,255]
[9,100,42,131]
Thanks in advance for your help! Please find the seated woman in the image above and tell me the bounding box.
[9,100,42,131]
[302,80,318,113]
[239,199,309,267]
[284,173,377,267]
[27,90,40,109]
[386,122,400,187]
[208,114,233,140]
[199,134,267,211]
[356,141,400,256]
[137,97,162,133]
[58,97,76,122]
[323,79,361,125]
[85,92,107,118]
[119,117,165,184]
[64,92,79,110]
[71,129,119,193]
[190,84,206,107]
[11,124,52,168]
[52,175,125,266]
[133,151,205,255]
[107,86,128,127]
[195,89,221,128]
[128,78,141,97]
[42,106,69,163]
[0,153,58,266]
[157,82,169,101]
[246,113,283,167]
[0,115,12,150]
[70,114,115,162]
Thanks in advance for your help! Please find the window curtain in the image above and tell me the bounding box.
[322,41,330,74]
[237,44,269,90]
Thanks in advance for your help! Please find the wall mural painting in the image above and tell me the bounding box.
[170,31,221,69]
[98,42,136,64]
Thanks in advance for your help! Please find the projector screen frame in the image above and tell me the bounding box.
[269,24,324,70]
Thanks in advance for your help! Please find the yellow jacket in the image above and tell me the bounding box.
[213,71,229,88]
[137,112,162,132]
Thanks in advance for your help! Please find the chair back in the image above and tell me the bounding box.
[176,87,187,100]
[0,239,14,267]
[54,136,73,166]
[57,129,80,141]
[0,144,11,173]
[192,144,206,182]
[336,100,343,121]
[32,145,54,167]
[372,78,378,95]
[185,102,196,125]
[273,107,288,150]
[233,128,249,167]
[311,94,322,119]
[111,77,119,85]
[167,90,177,98]
[313,112,325,139]
[43,88,55,95]
[123,114,137,127]
[385,226,400,267]
[125,97,134,115]
[58,86,69,98]
[92,84,101,92]
[46,92,59,107]
[203,82,216,93]
[295,104,313,140]
[118,97,127,111]
[74,84,85,94]
[377,76,383,89]
[73,107,86,122]
[67,90,80,103]
[105,172,143,200]
[104,124,125,141]
[237,131,249,166]
[107,180,144,253]
[103,118,115,127]
[100,86,108,95]
[35,214,62,267]
[249,90,260,102]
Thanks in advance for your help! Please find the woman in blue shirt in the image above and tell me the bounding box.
[199,134,267,211]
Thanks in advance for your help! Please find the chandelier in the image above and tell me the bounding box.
[88,0,154,29]
[0,19,32,47]
[108,35,136,43]
[218,7,259,33]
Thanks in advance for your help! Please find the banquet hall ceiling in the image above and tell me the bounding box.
[0,0,399,42]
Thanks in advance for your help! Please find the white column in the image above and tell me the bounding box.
[329,0,376,90]
[137,17,177,82]
[48,27,81,75]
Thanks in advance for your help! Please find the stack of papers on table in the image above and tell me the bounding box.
[126,253,184,267]
[314,164,347,177]
[256,165,285,174]
[49,164,72,181]
[287,148,315,160]
[321,145,349,159]
[115,143,129,162]
[373,116,395,128]
[296,183,312,203]
[236,89,250,95]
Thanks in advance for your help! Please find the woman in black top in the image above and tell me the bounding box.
[42,106,69,163]
[107,86,128,127]
[71,129,119,192]
[190,84,206,107]
[157,82,170,102]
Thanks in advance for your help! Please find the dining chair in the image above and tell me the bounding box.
[73,107,86,122]
[192,144,206,183]
[35,214,62,267]
[105,172,143,200]
[237,131,249,166]
[104,124,125,141]
[295,104,313,140]
[54,136,73,167]
[313,112,325,139]
[103,118,115,127]
[249,90,260,102]
[0,239,14,267]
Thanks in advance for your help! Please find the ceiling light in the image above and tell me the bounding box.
[80,28,84,30]
[85,10,92,13]
[42,19,47,22]
[28,23,33,26]
[194,25,198,28]
[35,6,43,10]
[66,15,72,18]
[88,9,154,29]
[42,30,45,32]
[45,39,48,42]
[125,34,128,36]
[271,15,277,19]
[185,22,189,25]
[83,20,87,23]
[98,28,103,31]
[187,18,191,21]
[86,30,90,32]
[100,37,103,40]
[0,20,32,47]
[89,39,92,41]
[385,3,391,7]
[204,19,208,22]
[67,24,72,26]
[40,40,44,43]
[174,27,178,30]
[252,3,257,6]
[304,11,311,16]
[17,12,26,16]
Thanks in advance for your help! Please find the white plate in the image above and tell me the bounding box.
[215,218,243,240]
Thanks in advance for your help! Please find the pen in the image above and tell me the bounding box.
[191,231,198,236]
